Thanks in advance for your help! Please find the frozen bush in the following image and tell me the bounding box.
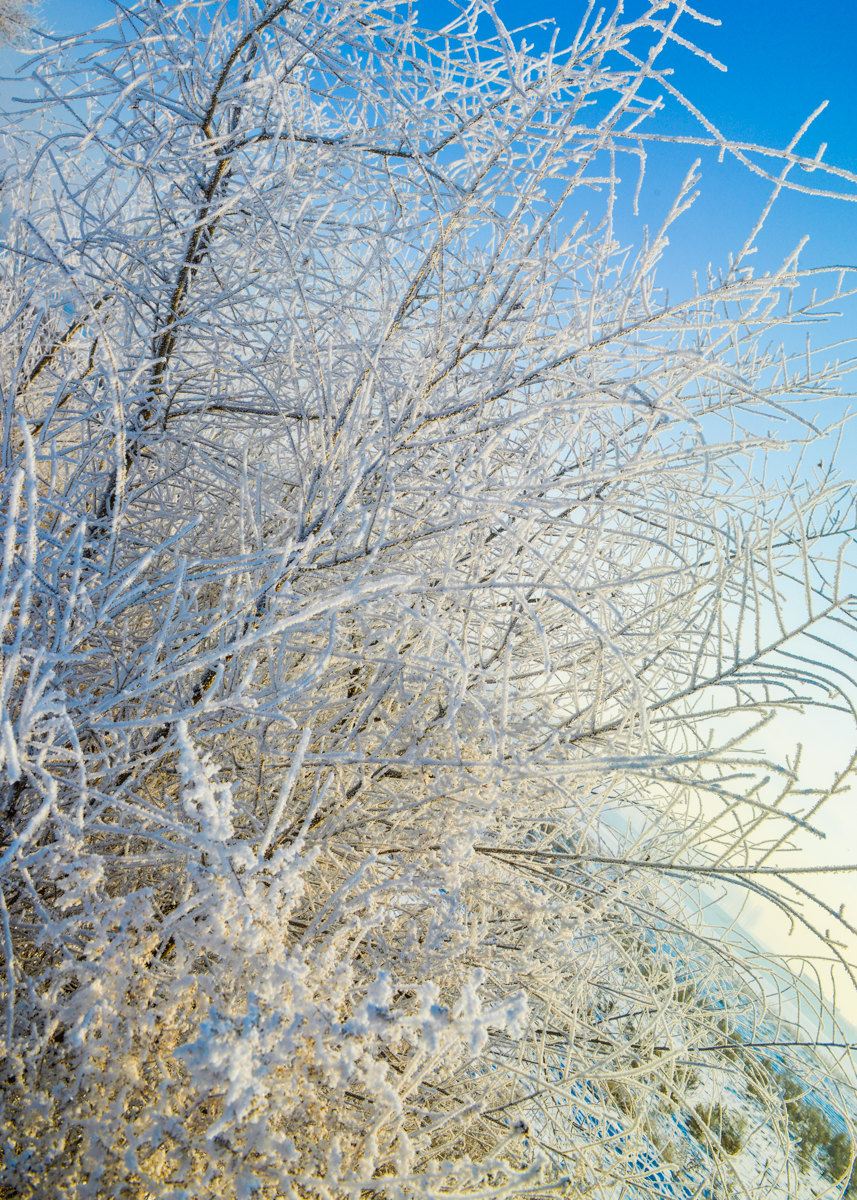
[1,0,856,1196]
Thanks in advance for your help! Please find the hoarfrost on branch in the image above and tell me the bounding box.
[1,0,857,1196]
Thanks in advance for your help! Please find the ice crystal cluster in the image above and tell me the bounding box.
[0,0,29,46]
[1,1,856,1197]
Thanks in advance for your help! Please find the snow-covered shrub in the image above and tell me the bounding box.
[0,0,30,45]
[686,1103,746,1157]
[821,1131,856,1193]
[1,1,856,1196]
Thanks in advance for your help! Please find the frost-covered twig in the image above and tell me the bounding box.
[0,1,856,1197]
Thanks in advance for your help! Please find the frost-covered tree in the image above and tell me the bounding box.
[1,1,856,1197]
[0,0,29,45]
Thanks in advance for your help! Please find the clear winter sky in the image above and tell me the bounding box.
[4,1,857,1029]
